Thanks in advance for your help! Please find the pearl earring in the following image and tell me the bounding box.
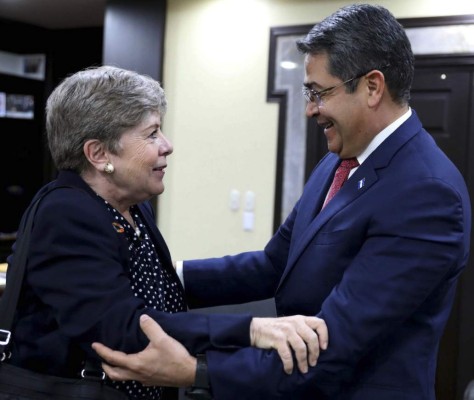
[104,162,115,174]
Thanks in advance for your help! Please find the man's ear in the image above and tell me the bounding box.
[365,69,385,108]
[83,139,109,172]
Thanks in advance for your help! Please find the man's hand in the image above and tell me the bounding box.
[250,315,328,374]
[92,315,196,387]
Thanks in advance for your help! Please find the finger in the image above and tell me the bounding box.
[288,322,320,368]
[287,334,310,374]
[92,342,129,366]
[139,314,165,338]
[101,363,140,382]
[276,344,294,375]
[303,331,320,367]
[306,318,328,350]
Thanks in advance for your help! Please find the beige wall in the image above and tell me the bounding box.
[159,0,474,260]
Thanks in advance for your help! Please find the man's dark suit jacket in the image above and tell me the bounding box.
[184,111,472,399]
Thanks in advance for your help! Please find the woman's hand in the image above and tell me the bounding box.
[250,315,328,374]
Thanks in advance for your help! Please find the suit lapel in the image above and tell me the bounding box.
[136,203,173,269]
[278,161,378,288]
[278,111,424,288]
[296,154,338,227]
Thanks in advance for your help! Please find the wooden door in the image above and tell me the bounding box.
[410,65,474,400]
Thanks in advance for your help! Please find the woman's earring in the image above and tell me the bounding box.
[104,162,115,174]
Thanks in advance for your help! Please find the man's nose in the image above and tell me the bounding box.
[305,101,320,118]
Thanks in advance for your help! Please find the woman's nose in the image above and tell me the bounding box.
[160,132,173,155]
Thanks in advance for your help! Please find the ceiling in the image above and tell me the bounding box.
[0,0,106,29]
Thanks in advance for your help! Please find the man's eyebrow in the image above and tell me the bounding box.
[303,80,322,90]
[304,82,319,90]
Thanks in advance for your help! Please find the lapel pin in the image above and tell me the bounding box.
[358,178,365,190]
[112,222,125,233]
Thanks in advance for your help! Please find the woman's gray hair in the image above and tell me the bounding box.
[46,65,167,172]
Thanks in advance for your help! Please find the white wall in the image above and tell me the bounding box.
[160,0,474,260]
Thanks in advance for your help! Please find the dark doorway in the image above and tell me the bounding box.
[410,62,474,400]
[0,73,45,262]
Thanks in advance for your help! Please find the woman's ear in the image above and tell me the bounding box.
[365,69,385,108]
[83,139,109,172]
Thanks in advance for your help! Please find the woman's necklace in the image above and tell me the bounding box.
[132,219,141,238]
[124,208,141,238]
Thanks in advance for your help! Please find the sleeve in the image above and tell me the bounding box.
[26,188,252,357]
[190,177,469,399]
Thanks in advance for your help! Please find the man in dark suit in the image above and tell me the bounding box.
[93,4,471,399]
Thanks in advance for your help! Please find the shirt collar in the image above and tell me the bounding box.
[356,108,412,165]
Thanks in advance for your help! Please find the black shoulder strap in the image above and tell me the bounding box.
[0,186,70,353]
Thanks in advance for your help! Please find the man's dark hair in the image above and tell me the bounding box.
[297,4,414,104]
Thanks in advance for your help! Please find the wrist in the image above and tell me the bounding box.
[185,353,212,399]
[249,317,260,346]
[194,353,210,388]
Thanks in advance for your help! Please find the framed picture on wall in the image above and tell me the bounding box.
[5,93,34,119]
[266,24,313,232]
[0,92,5,117]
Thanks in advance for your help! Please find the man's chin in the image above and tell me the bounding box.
[327,143,342,156]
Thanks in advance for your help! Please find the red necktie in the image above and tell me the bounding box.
[322,157,359,208]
